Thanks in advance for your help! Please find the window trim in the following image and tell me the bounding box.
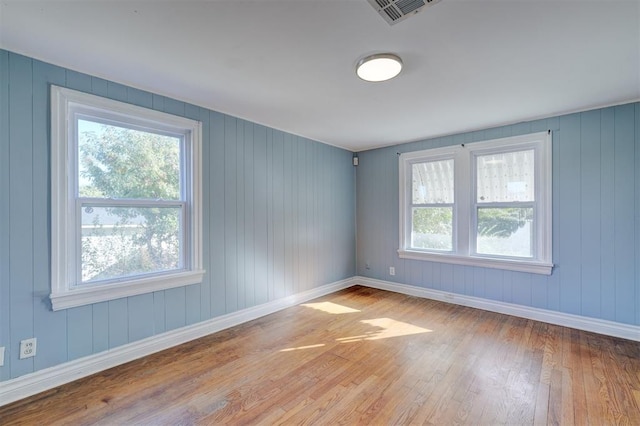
[50,85,204,310]
[398,131,553,275]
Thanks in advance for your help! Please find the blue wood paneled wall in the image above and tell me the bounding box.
[357,104,640,327]
[0,50,356,381]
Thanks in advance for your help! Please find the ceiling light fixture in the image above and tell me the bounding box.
[356,53,403,82]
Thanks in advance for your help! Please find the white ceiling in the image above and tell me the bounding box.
[1,0,638,151]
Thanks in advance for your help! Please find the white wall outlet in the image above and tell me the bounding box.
[0,346,5,366]
[389,266,395,276]
[19,338,37,359]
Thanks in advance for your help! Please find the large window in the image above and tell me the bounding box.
[399,132,552,274]
[50,86,204,310]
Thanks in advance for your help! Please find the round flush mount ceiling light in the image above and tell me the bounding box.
[356,53,403,82]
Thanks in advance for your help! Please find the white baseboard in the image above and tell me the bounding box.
[3,275,638,407]
[0,277,356,407]
[354,276,640,342]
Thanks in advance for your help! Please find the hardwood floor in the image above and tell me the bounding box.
[2,286,639,425]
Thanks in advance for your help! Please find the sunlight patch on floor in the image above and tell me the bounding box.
[336,317,432,342]
[279,344,326,352]
[301,301,361,314]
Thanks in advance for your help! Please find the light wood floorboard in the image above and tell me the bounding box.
[1,286,639,425]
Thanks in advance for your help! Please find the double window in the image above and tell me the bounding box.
[399,132,552,274]
[50,86,204,310]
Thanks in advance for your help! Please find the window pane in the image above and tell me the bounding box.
[411,207,453,251]
[476,207,533,257]
[476,150,534,203]
[81,205,182,283]
[78,120,181,199]
[412,159,454,204]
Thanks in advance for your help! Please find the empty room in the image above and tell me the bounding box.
[0,0,639,424]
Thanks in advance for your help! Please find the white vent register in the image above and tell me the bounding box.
[367,0,442,25]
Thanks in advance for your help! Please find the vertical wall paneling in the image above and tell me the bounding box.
[324,144,332,285]
[152,291,166,335]
[557,114,582,315]
[314,142,322,286]
[0,50,11,381]
[164,287,186,331]
[314,142,323,287]
[307,138,315,289]
[1,50,356,384]
[510,271,532,307]
[236,120,245,310]
[199,107,212,320]
[273,131,285,298]
[91,77,109,98]
[152,94,164,112]
[387,149,399,282]
[433,263,443,292]
[32,60,68,372]
[127,87,153,109]
[463,266,475,299]
[92,302,109,353]
[244,121,255,308]
[599,107,616,321]
[224,115,238,313]
[183,100,203,325]
[127,294,155,342]
[440,264,454,294]
[529,122,551,311]
[253,125,268,305]
[66,69,91,93]
[307,140,316,289]
[453,266,465,296]
[355,148,369,277]
[613,104,636,325]
[545,119,562,313]
[357,104,639,326]
[472,267,485,299]
[297,138,308,292]
[266,129,274,300]
[162,98,184,117]
[8,53,35,379]
[67,306,93,360]
[636,104,640,327]
[344,153,356,280]
[184,259,202,321]
[209,111,226,317]
[332,147,342,281]
[369,150,385,279]
[483,269,503,301]
[162,96,188,327]
[307,137,316,289]
[106,82,127,103]
[291,136,300,293]
[530,273,548,310]
[580,110,602,318]
[283,133,293,296]
[108,299,128,348]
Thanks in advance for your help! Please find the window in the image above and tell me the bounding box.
[399,131,552,275]
[50,86,204,310]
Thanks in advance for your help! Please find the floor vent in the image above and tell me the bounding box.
[367,0,442,26]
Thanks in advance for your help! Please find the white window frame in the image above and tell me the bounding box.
[50,86,204,310]
[398,131,553,275]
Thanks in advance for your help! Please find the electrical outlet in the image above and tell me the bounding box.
[389,266,395,276]
[19,338,37,359]
[0,346,5,366]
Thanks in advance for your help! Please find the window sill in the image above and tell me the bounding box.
[397,249,553,275]
[50,269,206,311]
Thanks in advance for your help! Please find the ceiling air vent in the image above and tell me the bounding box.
[367,0,442,26]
